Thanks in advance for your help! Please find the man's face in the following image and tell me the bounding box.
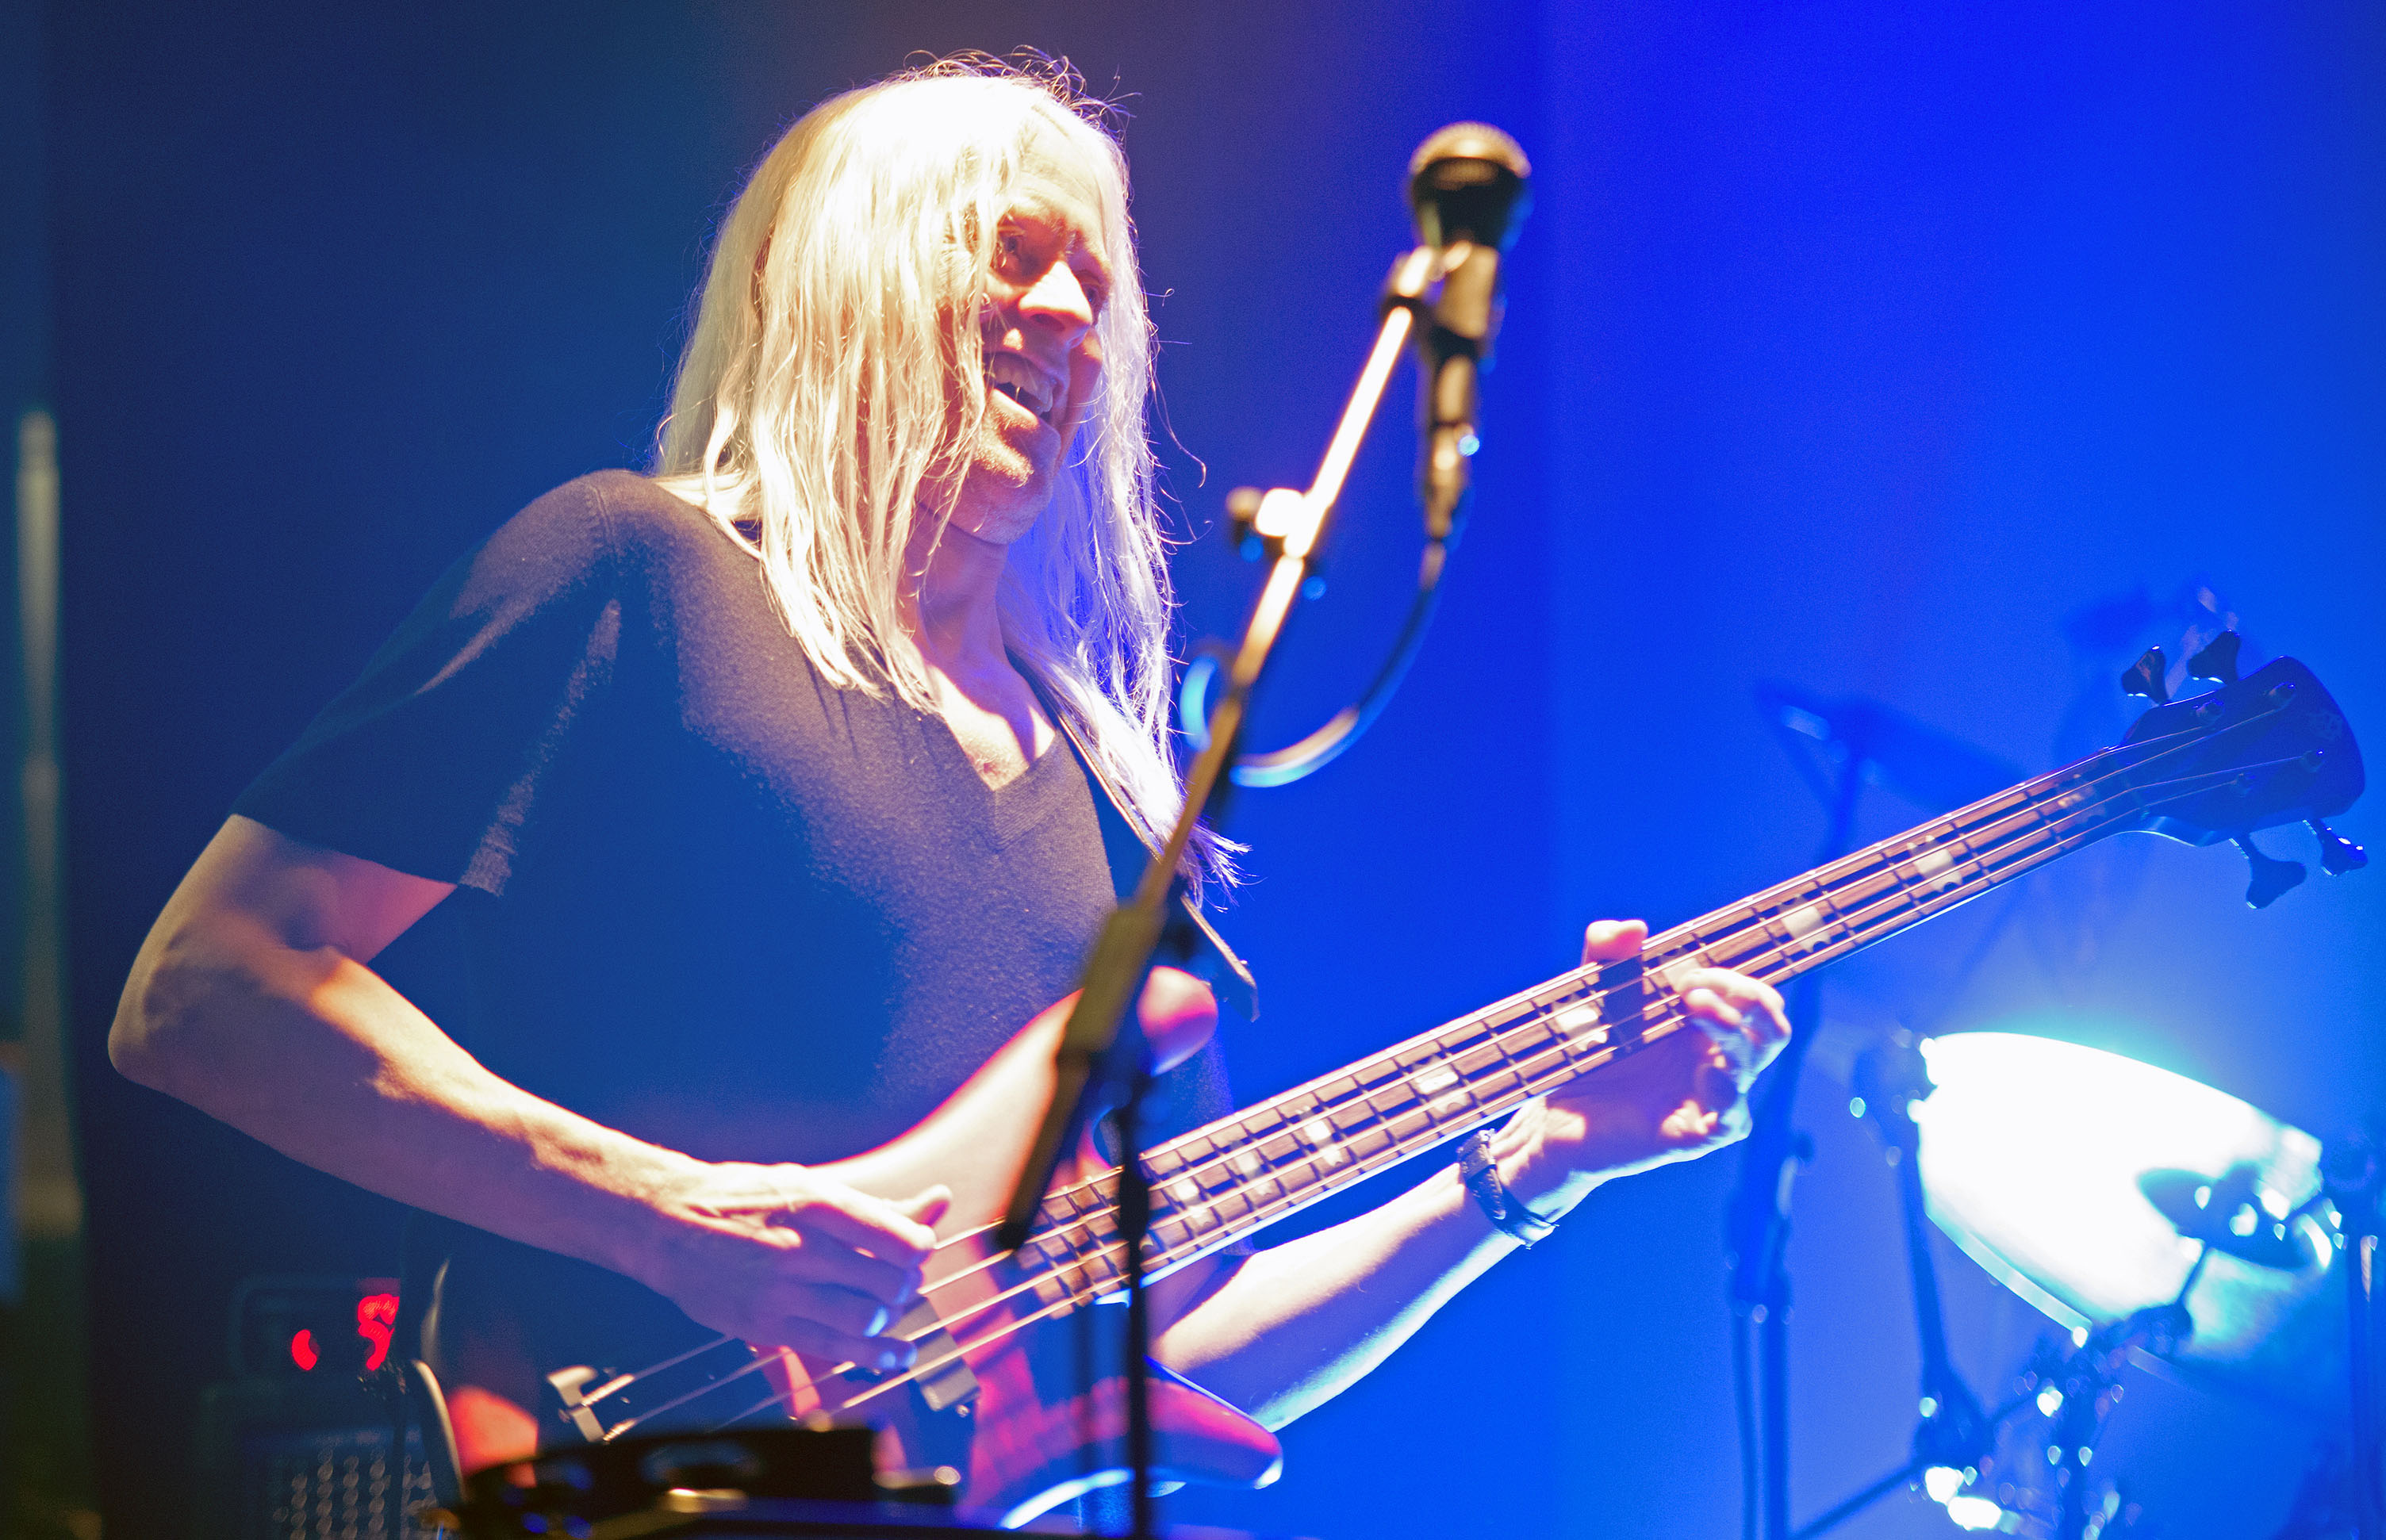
[943,128,1113,547]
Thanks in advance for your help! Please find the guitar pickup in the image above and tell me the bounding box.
[893,1297,979,1414]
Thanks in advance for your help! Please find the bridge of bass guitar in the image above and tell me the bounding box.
[541,1231,1280,1527]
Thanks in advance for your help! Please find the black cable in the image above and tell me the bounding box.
[1179,541,1448,787]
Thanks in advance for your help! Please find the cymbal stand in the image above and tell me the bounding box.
[1793,1029,2214,1540]
[1792,1034,2004,1540]
[2044,1296,2192,1540]
[1790,1390,2039,1540]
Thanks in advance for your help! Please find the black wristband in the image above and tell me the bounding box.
[1455,1128,1559,1247]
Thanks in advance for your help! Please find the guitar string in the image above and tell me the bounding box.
[604,746,2273,1439]
[807,747,2289,1423]
[754,764,2215,1431]
[931,699,2257,1261]
[901,703,2275,1293]
[583,718,2289,1437]
[590,726,2291,1440]
[581,707,2299,1435]
[919,726,2186,1272]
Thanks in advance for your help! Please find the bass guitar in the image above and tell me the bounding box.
[501,641,2365,1528]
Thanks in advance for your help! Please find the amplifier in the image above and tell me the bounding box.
[193,1374,435,1540]
[195,1274,436,1539]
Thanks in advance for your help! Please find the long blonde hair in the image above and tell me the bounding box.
[657,56,1231,893]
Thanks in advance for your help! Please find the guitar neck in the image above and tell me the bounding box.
[1013,726,2196,1296]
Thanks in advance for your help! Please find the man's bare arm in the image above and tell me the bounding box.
[112,815,943,1370]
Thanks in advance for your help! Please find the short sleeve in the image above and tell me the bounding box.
[232,477,624,892]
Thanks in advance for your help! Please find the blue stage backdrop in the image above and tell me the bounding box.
[45,5,2382,1539]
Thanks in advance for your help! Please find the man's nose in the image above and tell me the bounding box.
[1017,261,1094,341]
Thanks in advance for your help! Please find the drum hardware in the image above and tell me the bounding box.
[1914,1032,2345,1412]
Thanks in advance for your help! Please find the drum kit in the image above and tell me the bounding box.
[1812,1027,2381,1540]
[1753,606,2379,1540]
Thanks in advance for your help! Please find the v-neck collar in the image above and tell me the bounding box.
[1015,662,1260,1021]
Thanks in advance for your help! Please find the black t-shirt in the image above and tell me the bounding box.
[234,471,1239,1312]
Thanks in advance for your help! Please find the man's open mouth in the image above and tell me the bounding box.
[986,353,1060,424]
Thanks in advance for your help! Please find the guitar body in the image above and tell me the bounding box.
[443,974,1282,1530]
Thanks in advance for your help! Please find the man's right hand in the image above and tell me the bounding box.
[635,1164,950,1372]
[112,818,958,1382]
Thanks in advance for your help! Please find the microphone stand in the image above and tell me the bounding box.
[1730,715,1868,1540]
[995,239,1457,1539]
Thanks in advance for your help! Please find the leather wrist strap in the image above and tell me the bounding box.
[1455,1128,1559,1247]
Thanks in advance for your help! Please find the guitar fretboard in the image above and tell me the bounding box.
[1004,704,2257,1309]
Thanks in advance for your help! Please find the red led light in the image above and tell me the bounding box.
[357,1292,398,1372]
[290,1329,319,1371]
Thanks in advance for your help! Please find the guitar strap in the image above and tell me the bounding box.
[1023,666,1260,1022]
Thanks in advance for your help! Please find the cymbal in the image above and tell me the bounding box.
[1912,1031,2344,1413]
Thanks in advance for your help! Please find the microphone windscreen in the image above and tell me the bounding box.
[1407,123,1532,251]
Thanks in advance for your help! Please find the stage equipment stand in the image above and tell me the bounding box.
[995,126,1531,1540]
[1728,725,1864,1540]
[1788,1036,2011,1540]
[1735,687,2019,1540]
[2323,1133,2382,1540]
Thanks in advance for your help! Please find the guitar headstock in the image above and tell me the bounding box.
[2115,636,2366,906]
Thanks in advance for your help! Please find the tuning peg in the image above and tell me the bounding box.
[2187,630,2242,685]
[2236,835,2307,908]
[2309,820,2368,876]
[2121,646,2171,705]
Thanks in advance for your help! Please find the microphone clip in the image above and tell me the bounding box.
[1383,240,1503,543]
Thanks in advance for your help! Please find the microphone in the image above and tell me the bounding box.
[1408,122,1533,251]
[1407,124,1532,540]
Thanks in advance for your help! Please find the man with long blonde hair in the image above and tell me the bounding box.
[111,56,1785,1504]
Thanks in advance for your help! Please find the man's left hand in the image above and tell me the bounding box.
[1498,917,1790,1219]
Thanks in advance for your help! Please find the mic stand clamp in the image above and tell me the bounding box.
[1417,240,1501,542]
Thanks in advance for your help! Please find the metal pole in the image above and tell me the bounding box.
[15,409,75,1250]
